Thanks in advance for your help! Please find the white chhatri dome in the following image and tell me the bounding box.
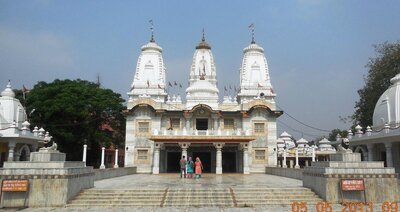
[0,81,27,129]
[318,138,335,151]
[296,138,308,145]
[373,73,400,128]
[1,81,15,98]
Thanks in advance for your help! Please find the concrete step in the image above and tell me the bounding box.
[236,201,324,206]
[235,197,323,200]
[69,200,163,204]
[67,187,324,208]
[67,203,163,207]
[163,203,233,207]
[82,191,166,194]
[82,190,166,193]
[74,196,165,200]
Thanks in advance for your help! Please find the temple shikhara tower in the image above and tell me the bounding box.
[124,28,282,174]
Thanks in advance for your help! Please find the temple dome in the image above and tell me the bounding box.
[0,82,26,128]
[243,43,264,53]
[373,73,400,128]
[186,80,218,94]
[196,33,211,50]
[141,41,162,52]
[318,138,335,151]
[1,81,15,98]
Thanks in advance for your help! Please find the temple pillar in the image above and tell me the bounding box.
[312,146,316,162]
[385,142,393,167]
[152,143,161,174]
[213,143,225,174]
[179,142,190,159]
[366,144,374,161]
[241,143,250,174]
[82,144,87,167]
[283,149,287,168]
[114,148,119,168]
[295,148,300,168]
[100,147,105,169]
[7,142,16,162]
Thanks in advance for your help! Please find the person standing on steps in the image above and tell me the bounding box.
[194,157,203,179]
[179,155,187,178]
[186,157,194,178]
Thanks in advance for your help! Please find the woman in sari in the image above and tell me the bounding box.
[186,157,194,178]
[194,157,203,179]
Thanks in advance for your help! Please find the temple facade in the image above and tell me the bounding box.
[124,32,282,174]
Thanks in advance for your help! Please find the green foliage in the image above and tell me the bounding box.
[26,79,125,166]
[353,41,400,127]
[328,129,348,141]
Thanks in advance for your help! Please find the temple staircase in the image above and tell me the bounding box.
[67,187,323,207]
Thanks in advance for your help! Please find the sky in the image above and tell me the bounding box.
[1,0,400,141]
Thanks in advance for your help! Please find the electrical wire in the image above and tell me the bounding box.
[276,104,331,132]
[277,119,326,138]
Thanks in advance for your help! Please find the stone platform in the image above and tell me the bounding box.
[303,153,399,203]
[0,149,94,208]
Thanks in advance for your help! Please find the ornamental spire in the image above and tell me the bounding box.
[202,28,205,42]
[248,23,255,44]
[149,19,155,42]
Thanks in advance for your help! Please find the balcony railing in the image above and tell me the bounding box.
[152,128,253,137]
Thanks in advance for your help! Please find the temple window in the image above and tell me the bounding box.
[254,122,265,134]
[224,118,234,130]
[137,121,150,134]
[137,150,148,160]
[170,118,181,129]
[255,150,265,160]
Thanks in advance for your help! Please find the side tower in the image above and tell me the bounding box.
[237,29,281,169]
[125,31,167,172]
[128,33,167,102]
[186,31,219,109]
[237,34,275,103]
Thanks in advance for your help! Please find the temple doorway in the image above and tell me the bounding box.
[166,152,181,173]
[192,151,211,173]
[222,152,236,173]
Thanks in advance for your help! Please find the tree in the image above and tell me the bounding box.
[26,79,125,166]
[327,129,348,141]
[353,41,400,128]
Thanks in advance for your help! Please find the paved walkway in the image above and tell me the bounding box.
[94,173,303,189]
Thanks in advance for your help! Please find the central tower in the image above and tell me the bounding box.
[185,31,219,109]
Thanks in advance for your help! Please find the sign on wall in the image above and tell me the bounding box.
[1,180,29,192]
[341,179,365,191]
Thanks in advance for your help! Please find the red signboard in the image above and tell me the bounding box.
[341,179,364,191]
[1,180,28,192]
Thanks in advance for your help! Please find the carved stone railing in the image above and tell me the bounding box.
[152,128,252,137]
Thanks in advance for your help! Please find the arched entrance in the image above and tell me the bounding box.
[18,145,31,161]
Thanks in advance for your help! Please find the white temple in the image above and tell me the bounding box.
[124,30,282,174]
[0,82,50,166]
[350,73,400,174]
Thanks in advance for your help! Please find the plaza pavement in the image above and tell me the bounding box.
[94,173,303,189]
[2,174,397,212]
